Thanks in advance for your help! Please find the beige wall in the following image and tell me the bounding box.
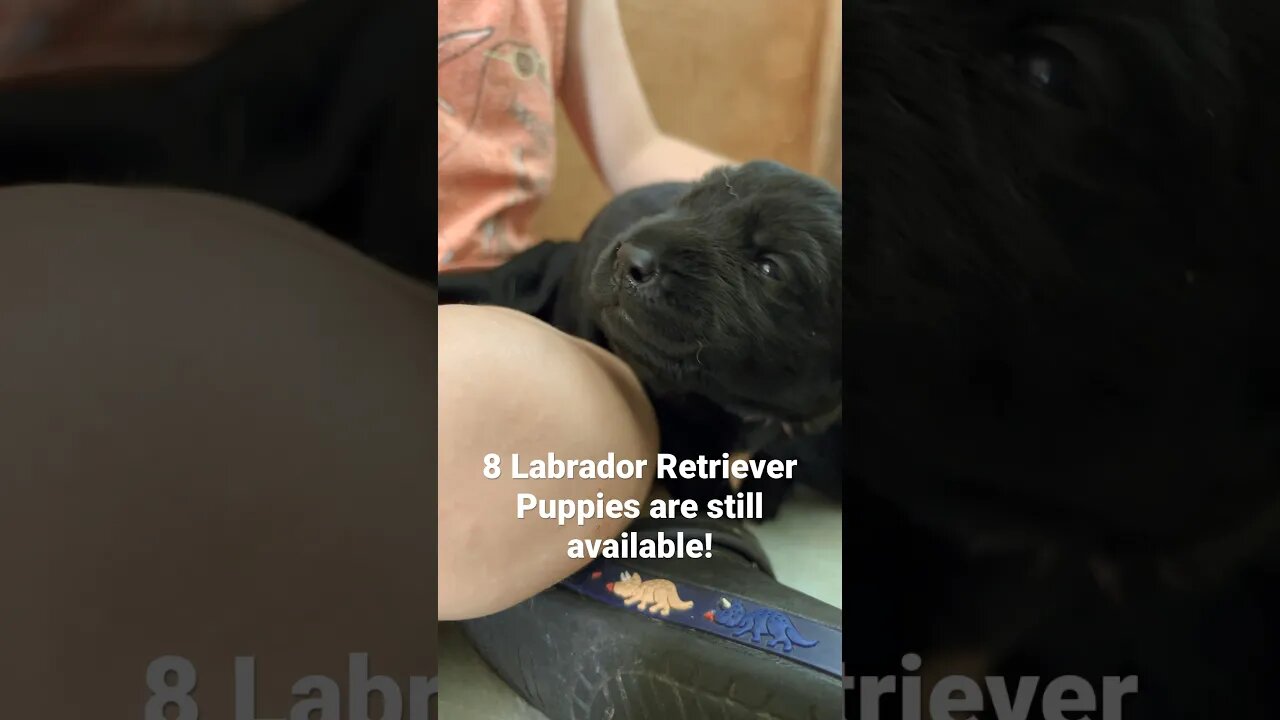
[531,0,842,241]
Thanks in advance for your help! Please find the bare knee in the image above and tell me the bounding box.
[439,304,656,449]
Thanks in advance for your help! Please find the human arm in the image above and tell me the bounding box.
[559,0,735,194]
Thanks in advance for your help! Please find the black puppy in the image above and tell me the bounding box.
[557,161,842,475]
[441,161,843,503]
[848,0,1280,717]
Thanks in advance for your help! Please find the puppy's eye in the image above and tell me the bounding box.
[1012,38,1081,106]
[756,257,782,281]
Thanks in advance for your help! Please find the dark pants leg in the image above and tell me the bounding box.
[0,185,436,716]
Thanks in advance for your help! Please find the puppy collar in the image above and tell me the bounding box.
[560,558,843,678]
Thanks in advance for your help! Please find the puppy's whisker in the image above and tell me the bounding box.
[721,168,740,200]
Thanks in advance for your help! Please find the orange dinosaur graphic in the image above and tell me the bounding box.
[606,571,695,617]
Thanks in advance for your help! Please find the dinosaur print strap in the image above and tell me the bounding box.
[558,558,842,678]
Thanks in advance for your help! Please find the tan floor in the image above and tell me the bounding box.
[438,486,843,718]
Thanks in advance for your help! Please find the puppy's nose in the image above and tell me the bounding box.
[618,241,658,286]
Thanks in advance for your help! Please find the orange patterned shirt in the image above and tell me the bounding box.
[438,0,566,273]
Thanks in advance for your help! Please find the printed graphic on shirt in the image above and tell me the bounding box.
[437,28,494,129]
[437,1,560,270]
[437,31,552,166]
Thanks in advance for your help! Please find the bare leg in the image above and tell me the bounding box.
[437,304,658,620]
[0,185,436,718]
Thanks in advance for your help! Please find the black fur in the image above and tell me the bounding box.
[552,161,844,501]
[848,1,1280,716]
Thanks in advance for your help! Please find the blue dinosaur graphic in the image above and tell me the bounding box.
[705,597,818,652]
